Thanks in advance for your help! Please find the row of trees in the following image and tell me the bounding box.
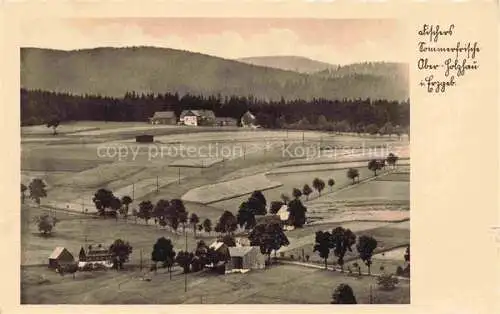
[314,227,379,274]
[21,89,409,132]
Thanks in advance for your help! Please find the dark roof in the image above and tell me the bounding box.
[85,244,110,255]
[151,111,176,119]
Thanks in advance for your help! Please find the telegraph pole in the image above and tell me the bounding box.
[132,183,135,200]
[140,249,143,272]
[178,168,181,184]
[369,285,373,304]
[184,230,188,293]
[156,176,159,193]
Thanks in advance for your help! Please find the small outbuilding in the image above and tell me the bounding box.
[226,246,266,273]
[48,247,75,269]
[136,134,154,143]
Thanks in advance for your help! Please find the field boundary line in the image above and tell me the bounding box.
[279,260,410,281]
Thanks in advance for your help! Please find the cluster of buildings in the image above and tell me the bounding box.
[47,240,268,274]
[149,109,257,127]
[48,244,114,270]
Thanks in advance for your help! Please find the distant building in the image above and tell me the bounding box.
[216,117,238,127]
[48,247,75,269]
[136,134,154,143]
[149,111,177,125]
[180,110,216,126]
[240,111,257,127]
[78,244,113,267]
[226,246,266,273]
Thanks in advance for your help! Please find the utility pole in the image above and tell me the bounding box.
[184,230,188,293]
[178,168,181,184]
[82,197,84,213]
[132,183,135,200]
[140,249,143,272]
[302,131,305,144]
[369,285,373,304]
[156,176,159,193]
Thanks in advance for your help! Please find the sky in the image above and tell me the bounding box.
[19,18,407,65]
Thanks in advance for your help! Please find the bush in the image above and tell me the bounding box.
[377,273,399,291]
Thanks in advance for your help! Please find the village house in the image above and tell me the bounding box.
[48,247,75,269]
[276,205,295,231]
[180,109,216,126]
[226,246,266,273]
[215,117,239,127]
[78,244,113,268]
[240,110,257,128]
[149,111,177,125]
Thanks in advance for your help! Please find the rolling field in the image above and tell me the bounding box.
[182,173,283,204]
[21,263,409,304]
[209,166,381,212]
[21,206,214,266]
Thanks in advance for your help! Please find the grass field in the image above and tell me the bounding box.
[21,125,410,304]
[21,263,409,304]
[281,223,409,275]
[21,206,215,266]
[182,173,283,204]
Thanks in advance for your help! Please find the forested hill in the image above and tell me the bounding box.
[21,47,409,101]
[237,56,337,74]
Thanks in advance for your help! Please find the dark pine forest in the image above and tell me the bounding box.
[21,89,409,134]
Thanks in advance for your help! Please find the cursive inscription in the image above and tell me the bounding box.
[417,24,480,94]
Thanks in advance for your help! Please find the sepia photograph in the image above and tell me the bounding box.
[20,18,410,304]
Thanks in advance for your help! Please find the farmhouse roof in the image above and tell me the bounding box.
[209,241,225,251]
[229,246,259,257]
[151,111,176,119]
[85,244,110,254]
[181,109,216,119]
[242,111,256,119]
[49,247,70,259]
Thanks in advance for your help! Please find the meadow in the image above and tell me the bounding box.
[21,122,410,304]
[21,263,409,304]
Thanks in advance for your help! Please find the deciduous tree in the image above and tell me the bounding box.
[347,168,360,184]
[356,235,378,275]
[313,231,331,269]
[109,239,133,270]
[29,178,47,206]
[302,184,313,200]
[312,178,326,196]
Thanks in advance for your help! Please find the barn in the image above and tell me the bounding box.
[136,134,154,143]
[149,111,177,125]
[48,247,75,269]
[226,246,266,273]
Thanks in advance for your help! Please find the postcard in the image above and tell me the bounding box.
[1,0,498,313]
